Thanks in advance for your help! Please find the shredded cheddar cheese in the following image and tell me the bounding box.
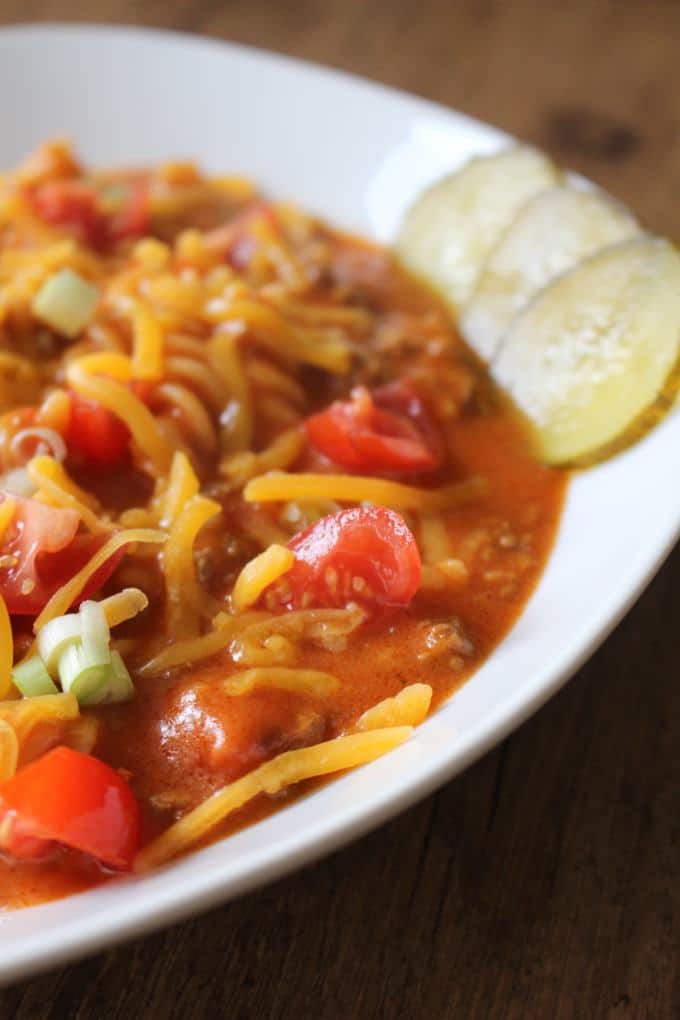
[0,692,80,738]
[154,381,218,453]
[36,389,71,433]
[0,499,16,543]
[100,587,149,628]
[244,472,487,511]
[28,456,105,533]
[209,333,253,451]
[162,496,222,639]
[231,544,295,613]
[134,726,411,871]
[223,667,339,697]
[208,297,351,375]
[419,513,454,563]
[68,351,133,381]
[131,300,164,381]
[0,593,12,699]
[138,617,245,675]
[159,451,201,527]
[356,684,432,731]
[33,528,166,633]
[0,693,80,767]
[220,426,304,485]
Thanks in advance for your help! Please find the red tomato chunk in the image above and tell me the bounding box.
[66,391,131,467]
[29,179,150,250]
[266,506,421,612]
[0,747,141,870]
[305,382,441,475]
[0,494,123,615]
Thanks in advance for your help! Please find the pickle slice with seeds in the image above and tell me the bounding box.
[493,237,680,465]
[461,186,642,362]
[396,146,560,310]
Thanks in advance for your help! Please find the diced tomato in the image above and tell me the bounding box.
[0,494,123,615]
[29,179,149,250]
[0,747,140,869]
[65,381,153,467]
[30,180,106,247]
[66,392,131,467]
[107,181,150,242]
[305,383,441,475]
[268,506,420,612]
[371,380,445,466]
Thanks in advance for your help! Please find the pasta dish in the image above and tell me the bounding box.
[0,142,565,906]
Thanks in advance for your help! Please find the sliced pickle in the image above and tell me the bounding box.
[461,186,642,361]
[493,237,680,465]
[396,146,560,309]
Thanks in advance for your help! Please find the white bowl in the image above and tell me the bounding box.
[1,23,678,985]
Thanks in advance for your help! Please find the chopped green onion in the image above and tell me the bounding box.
[84,650,135,705]
[32,268,99,339]
[37,613,82,677]
[12,656,58,697]
[58,645,134,706]
[57,642,111,703]
[37,613,82,676]
[35,594,138,706]
[79,600,111,667]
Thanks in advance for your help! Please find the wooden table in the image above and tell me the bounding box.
[2,2,680,1016]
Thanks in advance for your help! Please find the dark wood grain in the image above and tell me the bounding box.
[2,1,680,1015]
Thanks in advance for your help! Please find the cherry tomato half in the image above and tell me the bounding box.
[305,383,441,475]
[268,506,421,613]
[0,494,124,615]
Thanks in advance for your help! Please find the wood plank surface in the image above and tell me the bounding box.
[1,2,680,1016]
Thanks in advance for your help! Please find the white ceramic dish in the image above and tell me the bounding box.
[1,22,678,986]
